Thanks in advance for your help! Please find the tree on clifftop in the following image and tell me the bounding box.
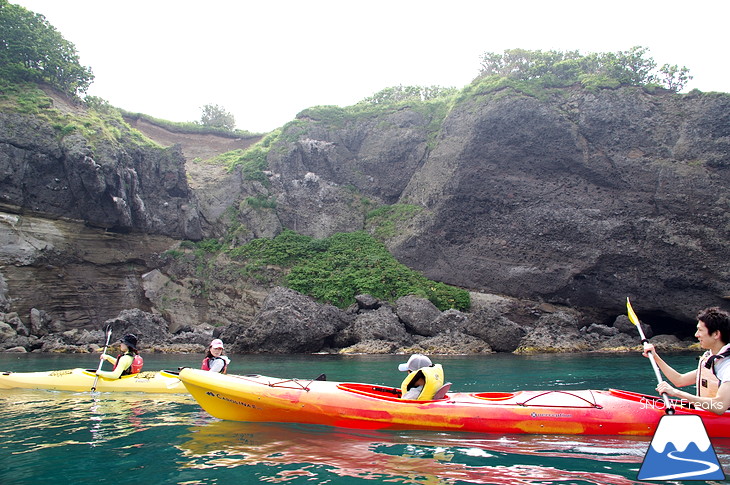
[658,63,693,92]
[0,0,94,95]
[199,103,236,130]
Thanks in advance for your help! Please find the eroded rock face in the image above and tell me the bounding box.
[395,295,443,336]
[386,89,730,327]
[460,307,526,353]
[229,88,730,332]
[224,287,352,354]
[0,212,176,329]
[258,87,729,330]
[1,85,729,352]
[0,113,201,239]
[336,306,409,347]
[516,312,589,353]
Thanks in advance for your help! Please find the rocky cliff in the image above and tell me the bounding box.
[240,86,730,330]
[1,82,728,353]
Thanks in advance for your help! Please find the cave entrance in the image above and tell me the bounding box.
[608,309,696,341]
[638,310,695,340]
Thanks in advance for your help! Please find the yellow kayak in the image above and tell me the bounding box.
[0,368,185,393]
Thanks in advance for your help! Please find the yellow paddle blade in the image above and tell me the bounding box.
[626,297,641,326]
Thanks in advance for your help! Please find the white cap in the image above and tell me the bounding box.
[398,354,432,372]
[210,339,224,349]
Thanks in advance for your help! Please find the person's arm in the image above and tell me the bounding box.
[100,353,116,365]
[208,357,225,373]
[657,380,730,415]
[402,385,423,400]
[96,354,133,379]
[643,343,696,387]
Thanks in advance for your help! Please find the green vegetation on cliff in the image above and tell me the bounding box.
[279,83,459,150]
[366,204,423,239]
[220,129,280,184]
[0,81,155,148]
[296,84,457,127]
[475,46,692,92]
[185,230,470,311]
[121,111,258,138]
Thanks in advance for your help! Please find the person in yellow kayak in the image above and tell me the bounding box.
[97,334,143,379]
[201,338,230,373]
[397,354,445,400]
[642,306,730,414]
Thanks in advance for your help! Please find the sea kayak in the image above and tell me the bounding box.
[179,368,730,437]
[0,368,185,393]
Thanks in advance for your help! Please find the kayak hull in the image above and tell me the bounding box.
[179,368,730,437]
[0,368,185,393]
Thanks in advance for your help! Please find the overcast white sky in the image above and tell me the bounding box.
[12,0,730,133]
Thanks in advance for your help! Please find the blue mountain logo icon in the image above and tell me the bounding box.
[638,414,725,481]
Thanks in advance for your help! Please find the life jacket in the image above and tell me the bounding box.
[400,364,444,401]
[201,356,228,374]
[115,352,144,376]
[696,347,730,397]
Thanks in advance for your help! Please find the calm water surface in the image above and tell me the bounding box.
[1,352,727,484]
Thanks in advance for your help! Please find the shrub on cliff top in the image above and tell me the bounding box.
[475,46,692,92]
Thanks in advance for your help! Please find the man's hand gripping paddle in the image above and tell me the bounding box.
[627,297,674,414]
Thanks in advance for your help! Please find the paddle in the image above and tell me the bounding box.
[626,297,675,414]
[91,325,112,392]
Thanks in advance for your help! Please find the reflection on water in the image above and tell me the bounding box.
[177,420,654,484]
[3,390,196,450]
[0,389,199,484]
[11,387,658,484]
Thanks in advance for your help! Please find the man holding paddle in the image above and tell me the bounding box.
[642,307,730,415]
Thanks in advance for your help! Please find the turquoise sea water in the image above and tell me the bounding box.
[0,352,727,484]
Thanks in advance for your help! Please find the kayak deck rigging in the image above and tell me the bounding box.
[228,373,327,392]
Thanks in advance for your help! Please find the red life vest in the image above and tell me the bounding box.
[114,353,144,376]
[201,356,228,374]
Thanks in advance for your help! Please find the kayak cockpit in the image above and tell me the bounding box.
[337,382,455,401]
[472,392,517,401]
[80,369,180,381]
[338,383,404,400]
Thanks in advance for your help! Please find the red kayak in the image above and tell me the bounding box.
[178,369,730,437]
